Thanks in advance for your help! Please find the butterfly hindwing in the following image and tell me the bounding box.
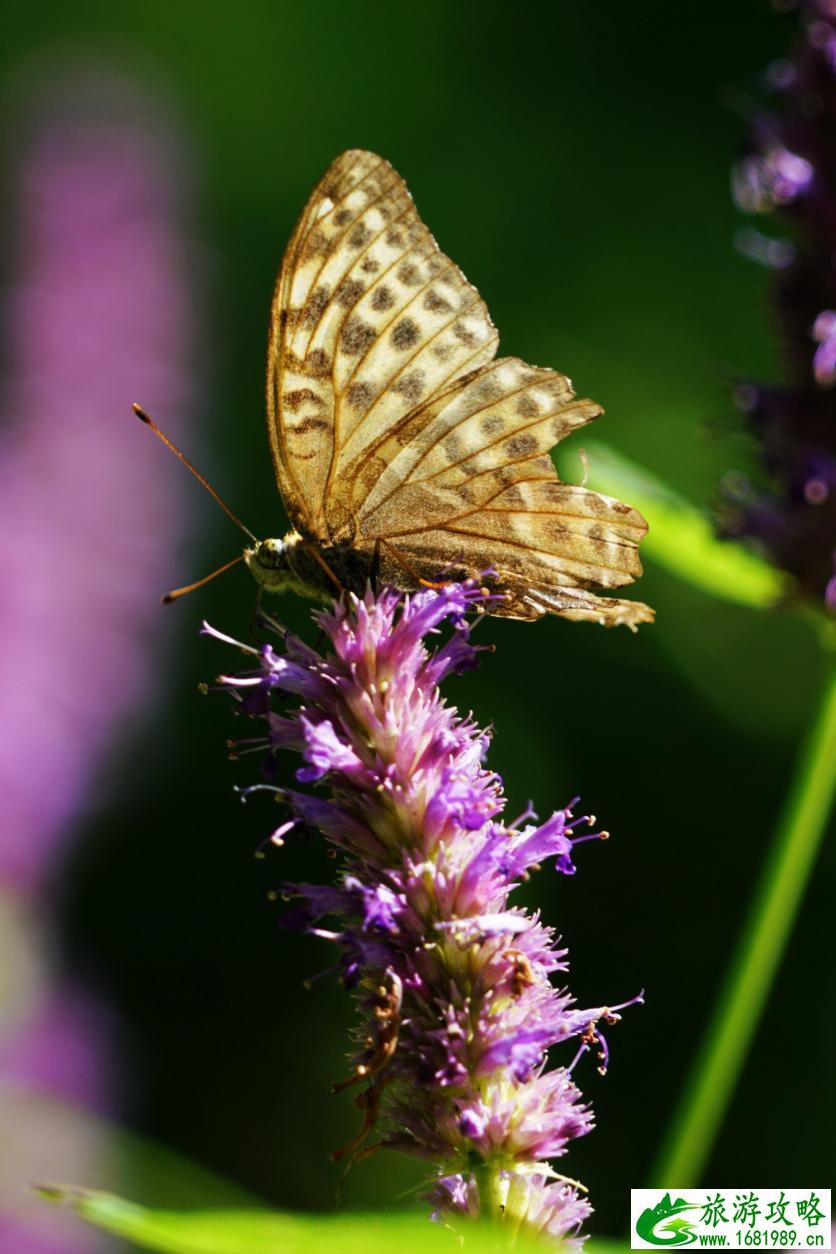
[347,358,595,533]
[341,357,650,625]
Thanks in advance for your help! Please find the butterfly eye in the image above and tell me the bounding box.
[257,539,285,570]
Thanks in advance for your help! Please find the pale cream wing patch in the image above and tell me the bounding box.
[267,149,498,539]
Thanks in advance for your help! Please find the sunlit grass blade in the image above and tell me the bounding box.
[568,441,785,609]
[37,1185,628,1254]
[651,660,836,1185]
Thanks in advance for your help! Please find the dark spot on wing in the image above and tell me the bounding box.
[506,434,538,457]
[516,394,540,418]
[348,222,372,249]
[502,485,525,507]
[542,375,570,400]
[452,321,477,347]
[473,378,504,404]
[397,262,420,286]
[304,348,332,377]
[346,380,377,410]
[391,318,420,350]
[370,285,395,312]
[301,286,331,327]
[289,417,331,435]
[283,388,325,412]
[443,432,463,459]
[480,413,505,436]
[423,289,453,314]
[392,370,425,403]
[336,278,365,308]
[341,317,377,356]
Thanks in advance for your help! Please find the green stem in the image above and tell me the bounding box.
[474,1163,506,1222]
[651,657,836,1187]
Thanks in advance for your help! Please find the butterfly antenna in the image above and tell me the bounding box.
[161,553,246,604]
[132,403,258,544]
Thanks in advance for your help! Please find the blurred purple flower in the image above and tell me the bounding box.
[209,583,642,1248]
[721,0,836,610]
[0,70,198,893]
[0,66,201,1252]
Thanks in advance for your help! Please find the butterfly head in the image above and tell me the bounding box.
[244,531,328,602]
[245,536,292,590]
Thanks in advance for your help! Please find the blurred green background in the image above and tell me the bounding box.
[1,0,832,1243]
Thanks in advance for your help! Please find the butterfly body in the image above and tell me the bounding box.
[245,530,465,605]
[245,530,384,603]
[258,149,653,628]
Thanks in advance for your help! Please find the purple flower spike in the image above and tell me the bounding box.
[721,0,836,610]
[209,582,641,1245]
[0,64,201,1253]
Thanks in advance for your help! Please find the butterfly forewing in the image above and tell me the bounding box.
[268,152,388,532]
[267,149,498,541]
[267,149,653,627]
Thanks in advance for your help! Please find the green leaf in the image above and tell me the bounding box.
[36,1185,620,1254]
[566,441,786,610]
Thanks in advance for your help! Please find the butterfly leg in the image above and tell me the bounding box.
[371,538,382,594]
[299,535,345,594]
[250,592,290,645]
[379,538,450,591]
[248,586,292,644]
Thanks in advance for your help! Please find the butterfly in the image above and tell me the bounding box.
[245,148,652,628]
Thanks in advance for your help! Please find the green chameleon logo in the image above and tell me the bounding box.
[635,1193,702,1246]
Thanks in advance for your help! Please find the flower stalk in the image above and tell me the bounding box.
[652,651,836,1187]
[657,0,836,1190]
